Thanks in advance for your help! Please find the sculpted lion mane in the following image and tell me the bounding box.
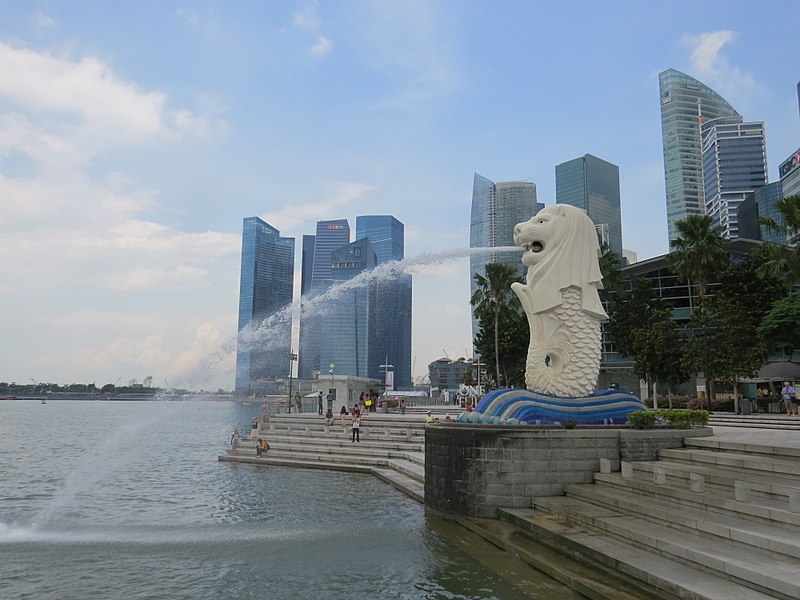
[511,204,607,320]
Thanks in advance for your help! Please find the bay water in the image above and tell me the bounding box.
[0,400,580,599]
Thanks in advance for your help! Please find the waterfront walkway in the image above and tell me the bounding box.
[219,411,800,600]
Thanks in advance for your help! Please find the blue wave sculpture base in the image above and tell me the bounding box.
[460,388,646,425]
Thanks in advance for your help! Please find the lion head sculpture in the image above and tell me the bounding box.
[512,204,607,320]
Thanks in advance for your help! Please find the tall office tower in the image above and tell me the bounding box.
[470,173,542,343]
[300,235,315,296]
[235,217,295,392]
[319,239,379,380]
[659,69,740,244]
[298,219,351,379]
[356,215,412,389]
[555,154,623,256]
[700,116,767,239]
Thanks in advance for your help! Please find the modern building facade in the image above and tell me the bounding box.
[235,217,295,392]
[319,238,379,381]
[469,173,542,342]
[738,181,785,244]
[300,234,315,296]
[555,154,623,256]
[780,148,800,199]
[659,69,740,244]
[298,219,351,379]
[700,116,768,239]
[355,215,412,389]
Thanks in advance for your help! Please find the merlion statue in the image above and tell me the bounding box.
[510,204,607,397]
[464,203,645,425]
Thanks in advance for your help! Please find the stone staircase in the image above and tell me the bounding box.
[495,435,800,600]
[218,413,427,501]
[708,412,800,430]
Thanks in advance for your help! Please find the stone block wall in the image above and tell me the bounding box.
[619,427,712,462]
[425,425,711,518]
[425,425,621,518]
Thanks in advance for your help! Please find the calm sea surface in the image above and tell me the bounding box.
[0,400,581,600]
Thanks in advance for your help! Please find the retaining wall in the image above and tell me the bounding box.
[424,425,712,518]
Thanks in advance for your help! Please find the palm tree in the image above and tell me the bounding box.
[670,214,729,409]
[598,243,624,309]
[670,214,729,301]
[470,262,521,389]
[756,195,800,287]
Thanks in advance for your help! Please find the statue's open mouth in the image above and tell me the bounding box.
[527,241,544,253]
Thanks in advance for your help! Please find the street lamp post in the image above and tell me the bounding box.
[288,351,298,414]
[328,363,335,410]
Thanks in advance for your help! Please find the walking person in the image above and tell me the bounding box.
[351,414,361,442]
[782,381,797,415]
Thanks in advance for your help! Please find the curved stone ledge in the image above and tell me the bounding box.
[424,424,712,518]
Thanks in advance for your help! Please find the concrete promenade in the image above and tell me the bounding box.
[219,410,800,600]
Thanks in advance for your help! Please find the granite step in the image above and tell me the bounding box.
[658,447,800,477]
[593,470,800,528]
[499,507,777,600]
[529,494,800,599]
[386,458,424,483]
[249,435,424,452]
[684,437,800,458]
[564,482,800,559]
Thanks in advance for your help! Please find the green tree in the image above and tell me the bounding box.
[670,214,729,405]
[756,195,800,286]
[606,277,664,358]
[670,214,729,301]
[630,306,688,408]
[471,263,524,389]
[758,290,800,356]
[598,243,625,309]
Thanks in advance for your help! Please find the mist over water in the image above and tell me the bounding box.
[0,400,579,600]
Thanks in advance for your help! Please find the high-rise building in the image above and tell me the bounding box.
[700,116,768,239]
[298,219,351,379]
[555,154,623,256]
[470,173,542,343]
[356,215,412,389]
[235,217,295,392]
[659,69,740,244]
[356,215,404,264]
[319,239,379,380]
[300,235,315,296]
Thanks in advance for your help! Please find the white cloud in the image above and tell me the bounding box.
[292,3,321,31]
[311,35,333,58]
[261,181,377,231]
[680,30,755,91]
[33,11,56,28]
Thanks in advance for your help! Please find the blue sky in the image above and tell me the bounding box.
[1,1,798,391]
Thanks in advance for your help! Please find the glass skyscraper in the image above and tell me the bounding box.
[298,219,351,379]
[319,238,379,380]
[235,217,295,392]
[469,173,542,343]
[555,154,623,256]
[355,215,412,389]
[700,116,767,239]
[659,69,740,244]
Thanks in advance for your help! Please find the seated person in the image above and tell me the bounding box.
[325,407,335,425]
[256,438,270,456]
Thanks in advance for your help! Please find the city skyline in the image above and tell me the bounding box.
[0,3,798,390]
